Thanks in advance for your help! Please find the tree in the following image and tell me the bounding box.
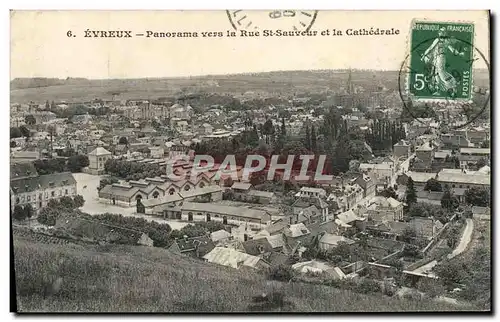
[441,190,459,210]
[47,199,60,209]
[73,195,85,208]
[401,227,417,244]
[424,178,442,192]
[98,177,119,190]
[13,205,26,221]
[10,127,22,139]
[223,177,234,187]
[59,196,75,209]
[380,187,398,199]
[464,187,490,207]
[19,125,31,141]
[23,204,34,220]
[66,155,90,172]
[310,125,317,152]
[476,157,488,169]
[24,114,36,125]
[435,260,468,286]
[118,136,128,145]
[405,177,417,207]
[250,171,267,186]
[480,140,490,148]
[37,207,59,226]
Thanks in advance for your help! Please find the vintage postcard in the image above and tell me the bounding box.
[10,10,491,313]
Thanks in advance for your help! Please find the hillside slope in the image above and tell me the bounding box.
[13,234,468,312]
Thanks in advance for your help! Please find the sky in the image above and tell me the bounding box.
[10,10,490,79]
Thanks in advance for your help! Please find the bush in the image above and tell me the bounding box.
[268,265,295,282]
[37,208,59,226]
[355,278,381,294]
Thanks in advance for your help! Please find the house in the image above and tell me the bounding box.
[440,133,472,149]
[335,209,366,232]
[231,182,253,200]
[437,170,490,190]
[364,221,410,240]
[399,172,438,191]
[415,142,435,165]
[98,181,166,207]
[416,191,445,206]
[168,236,215,258]
[11,151,41,163]
[239,238,274,257]
[10,171,77,214]
[246,190,277,204]
[318,233,355,251]
[87,147,112,175]
[365,196,404,222]
[292,260,346,279]
[149,146,165,159]
[410,217,444,240]
[393,140,411,159]
[354,173,376,198]
[203,247,270,270]
[327,183,364,213]
[359,162,396,188]
[295,187,327,199]
[210,229,232,244]
[291,197,329,224]
[199,123,214,135]
[472,206,490,221]
[180,202,271,229]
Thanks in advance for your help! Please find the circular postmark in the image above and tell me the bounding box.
[226,10,318,32]
[398,26,490,130]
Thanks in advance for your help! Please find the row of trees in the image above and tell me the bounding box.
[33,155,89,174]
[104,159,165,181]
[365,119,406,152]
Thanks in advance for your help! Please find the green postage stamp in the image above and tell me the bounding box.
[408,21,475,101]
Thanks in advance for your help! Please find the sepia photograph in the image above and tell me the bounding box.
[9,9,491,313]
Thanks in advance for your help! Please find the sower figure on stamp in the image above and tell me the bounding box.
[421,27,465,97]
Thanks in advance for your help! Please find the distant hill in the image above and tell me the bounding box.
[10,69,489,104]
[13,233,466,312]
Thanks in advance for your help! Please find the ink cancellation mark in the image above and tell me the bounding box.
[226,10,318,32]
[398,20,490,130]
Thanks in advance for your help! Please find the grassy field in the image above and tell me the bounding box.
[13,231,475,313]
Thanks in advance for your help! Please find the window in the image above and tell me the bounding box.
[65,189,68,195]
[199,182,205,188]
[51,191,55,197]
[153,191,160,199]
[184,185,191,191]
[169,188,175,195]
[27,196,31,202]
[16,197,19,204]
[39,193,42,200]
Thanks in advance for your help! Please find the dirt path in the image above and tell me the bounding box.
[447,219,474,260]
